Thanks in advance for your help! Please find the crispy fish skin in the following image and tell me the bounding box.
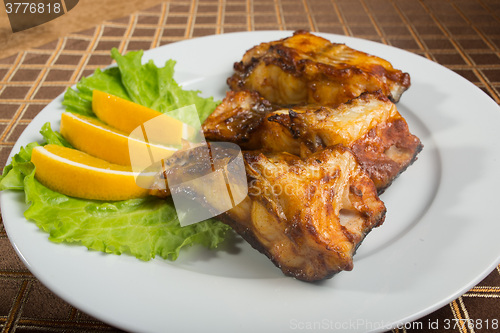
[227,30,410,106]
[202,90,422,193]
[202,90,276,147]
[222,146,386,281]
[260,92,423,192]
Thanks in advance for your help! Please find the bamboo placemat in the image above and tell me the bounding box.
[1,0,499,332]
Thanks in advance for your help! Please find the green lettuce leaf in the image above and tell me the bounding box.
[61,48,218,124]
[154,59,219,125]
[0,122,65,190]
[0,142,37,191]
[110,49,159,108]
[1,49,231,261]
[110,48,218,123]
[40,122,73,148]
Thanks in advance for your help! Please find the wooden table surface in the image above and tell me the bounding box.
[1,1,499,332]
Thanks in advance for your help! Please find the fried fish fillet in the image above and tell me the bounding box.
[150,144,386,281]
[203,90,422,192]
[227,30,410,106]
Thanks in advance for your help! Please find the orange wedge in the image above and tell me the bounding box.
[31,144,150,201]
[60,112,177,166]
[92,90,187,145]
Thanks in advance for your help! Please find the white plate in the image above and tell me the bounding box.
[2,31,500,333]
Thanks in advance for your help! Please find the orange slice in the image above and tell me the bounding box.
[31,144,150,201]
[60,112,177,166]
[92,90,187,145]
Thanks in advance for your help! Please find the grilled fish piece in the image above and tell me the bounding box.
[228,30,410,106]
[150,144,386,281]
[203,90,422,193]
[202,90,276,148]
[228,147,386,281]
